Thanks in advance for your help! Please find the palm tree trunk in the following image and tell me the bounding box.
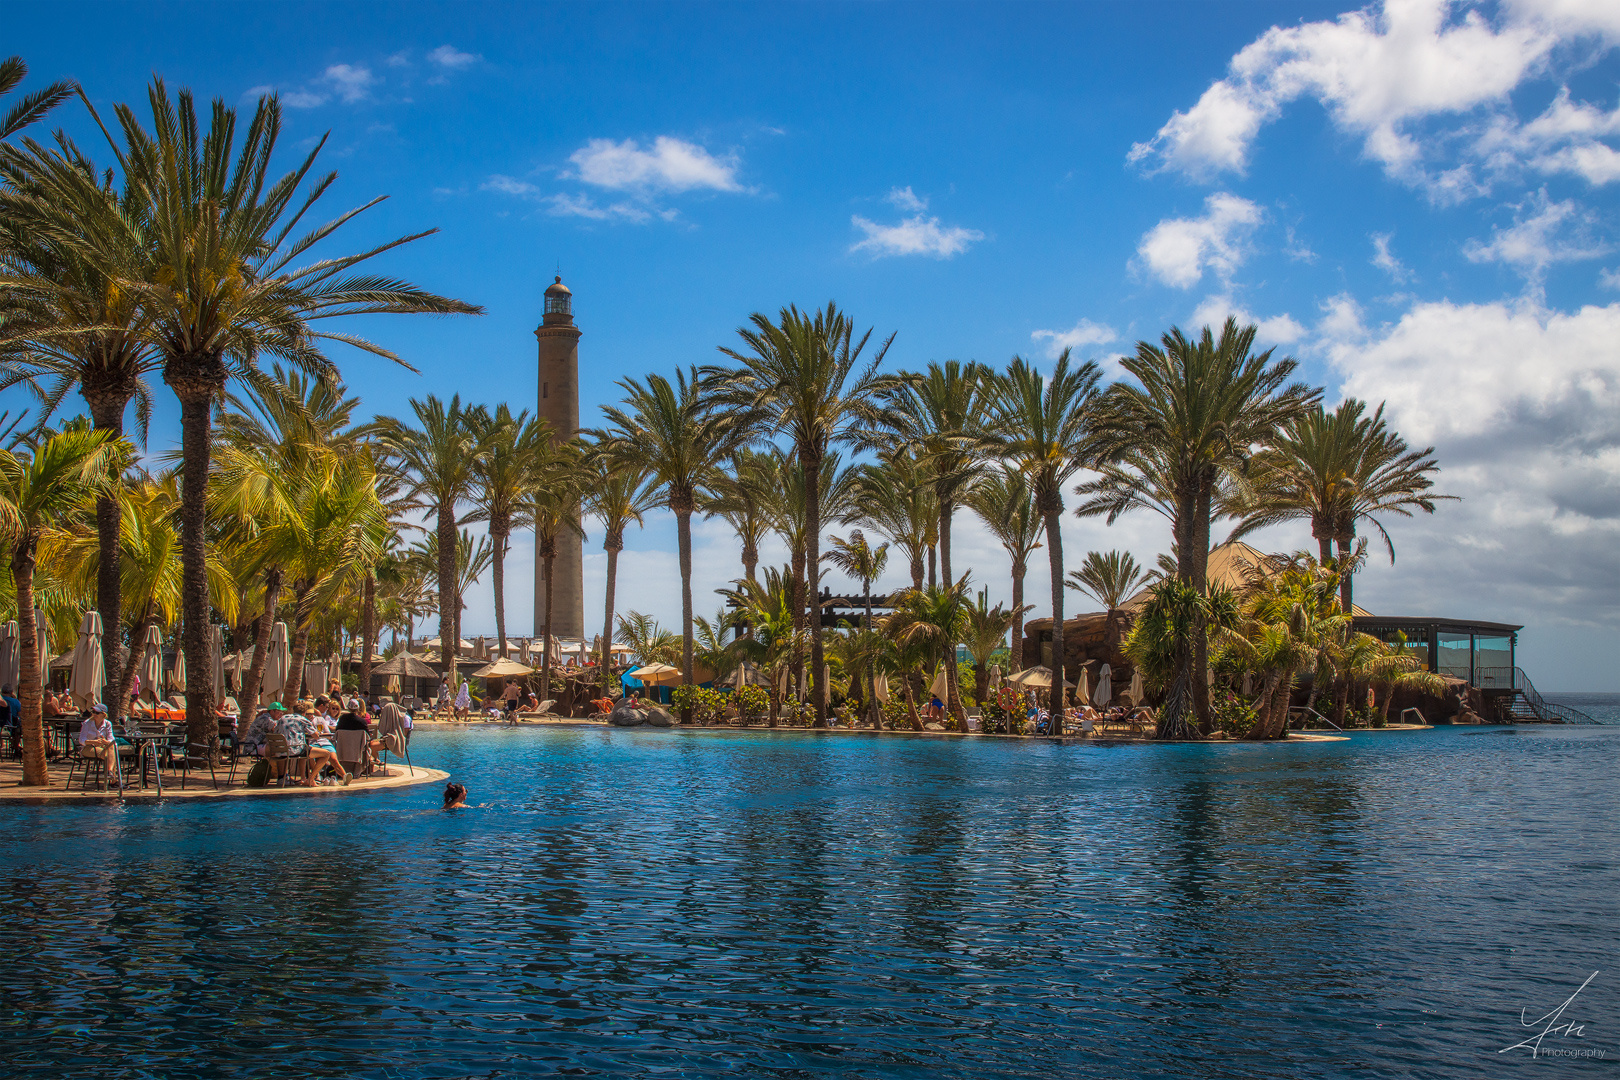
[1010,558,1026,669]
[83,386,129,724]
[240,567,282,714]
[491,524,508,659]
[360,572,376,700]
[676,506,695,723]
[1316,529,1334,565]
[903,681,924,732]
[790,543,806,702]
[806,451,828,728]
[437,504,457,689]
[13,540,48,786]
[113,604,154,720]
[541,543,555,709]
[742,538,757,583]
[927,545,936,590]
[173,372,221,750]
[285,583,314,703]
[909,549,923,590]
[864,584,879,729]
[1043,507,1066,734]
[1242,671,1282,740]
[602,536,621,693]
[1191,474,1214,734]
[939,499,965,728]
[1336,534,1354,614]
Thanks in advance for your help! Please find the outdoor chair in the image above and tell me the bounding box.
[263,732,302,786]
[374,715,411,777]
[332,728,371,779]
[180,737,235,790]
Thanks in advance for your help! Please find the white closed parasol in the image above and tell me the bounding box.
[68,611,105,708]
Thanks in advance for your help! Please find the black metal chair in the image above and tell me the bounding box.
[179,737,237,790]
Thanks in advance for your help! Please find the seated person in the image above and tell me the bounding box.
[284,702,350,787]
[590,695,614,715]
[40,689,62,719]
[1,684,19,732]
[78,703,117,768]
[526,689,540,711]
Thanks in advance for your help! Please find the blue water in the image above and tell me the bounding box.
[2,724,1617,1078]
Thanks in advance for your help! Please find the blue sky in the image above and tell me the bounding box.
[7,1,1619,688]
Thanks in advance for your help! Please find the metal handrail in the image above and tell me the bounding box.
[1288,705,1343,732]
[1435,664,1604,725]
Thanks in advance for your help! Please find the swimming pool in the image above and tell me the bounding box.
[2,723,1615,1077]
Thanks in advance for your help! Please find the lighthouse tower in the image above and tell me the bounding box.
[534,275,584,639]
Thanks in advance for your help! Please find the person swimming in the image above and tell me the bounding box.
[443,782,467,809]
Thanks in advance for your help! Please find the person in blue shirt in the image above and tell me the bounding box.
[1,685,20,730]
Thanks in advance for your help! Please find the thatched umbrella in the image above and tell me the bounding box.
[68,611,105,708]
[372,652,440,703]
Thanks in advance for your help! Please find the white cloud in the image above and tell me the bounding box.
[1188,293,1305,344]
[385,51,411,68]
[547,193,653,224]
[849,213,984,259]
[1462,189,1610,283]
[1284,226,1318,263]
[481,175,540,197]
[1136,193,1262,288]
[1030,318,1117,359]
[886,186,928,212]
[428,45,481,69]
[241,84,274,102]
[1371,232,1415,282]
[322,64,375,104]
[282,89,328,109]
[568,136,743,193]
[1322,296,1620,639]
[1129,0,1620,198]
[1602,267,1620,289]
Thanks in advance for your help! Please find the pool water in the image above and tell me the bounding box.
[2,724,1616,1078]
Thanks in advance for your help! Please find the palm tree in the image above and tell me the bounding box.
[0,427,119,784]
[1234,399,1450,614]
[83,82,478,745]
[471,405,550,659]
[824,528,888,725]
[377,395,489,690]
[980,351,1102,731]
[871,360,986,725]
[718,566,808,727]
[212,367,362,710]
[527,442,587,703]
[713,302,894,727]
[1122,578,1242,739]
[410,527,494,659]
[961,594,1024,704]
[1237,556,1347,740]
[595,368,745,720]
[616,610,682,667]
[964,467,1044,670]
[882,582,969,732]
[583,445,656,686]
[1066,550,1144,611]
[701,448,775,585]
[1083,319,1318,733]
[50,475,236,721]
[848,449,935,590]
[0,57,73,142]
[0,132,160,696]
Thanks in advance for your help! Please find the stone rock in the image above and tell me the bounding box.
[644,707,675,728]
[609,704,647,727]
[924,722,945,732]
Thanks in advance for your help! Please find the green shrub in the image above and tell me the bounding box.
[670,685,727,723]
[1212,692,1259,738]
[733,685,768,720]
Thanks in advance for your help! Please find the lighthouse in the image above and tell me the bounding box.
[534,275,585,639]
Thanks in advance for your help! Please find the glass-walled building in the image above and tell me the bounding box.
[1352,617,1521,688]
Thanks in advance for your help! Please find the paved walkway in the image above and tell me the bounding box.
[0,754,446,802]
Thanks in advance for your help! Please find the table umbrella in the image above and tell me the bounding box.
[988,665,1002,692]
[473,636,488,662]
[303,662,328,701]
[1093,663,1113,707]
[136,625,163,704]
[628,662,682,686]
[169,641,185,696]
[1128,668,1144,704]
[0,621,18,694]
[68,611,105,708]
[386,674,402,696]
[470,657,534,679]
[262,622,290,707]
[874,675,890,703]
[209,625,225,704]
[928,666,948,702]
[1075,663,1091,704]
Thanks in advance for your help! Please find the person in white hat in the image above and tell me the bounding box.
[78,703,116,770]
